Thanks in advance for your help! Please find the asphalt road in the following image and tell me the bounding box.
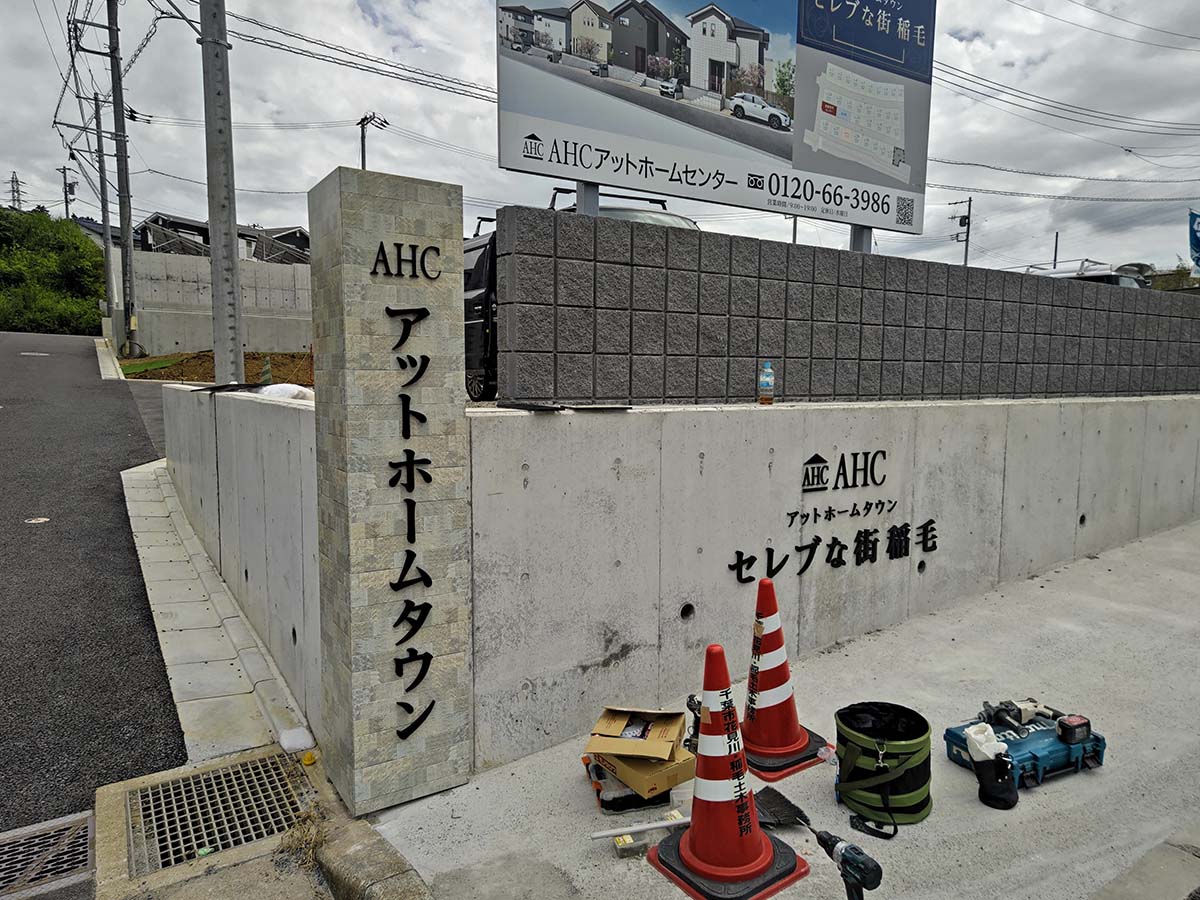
[502,47,794,161]
[127,379,173,456]
[0,332,185,832]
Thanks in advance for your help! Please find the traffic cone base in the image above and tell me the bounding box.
[745,726,833,782]
[649,829,809,900]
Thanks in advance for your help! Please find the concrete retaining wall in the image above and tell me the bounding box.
[495,206,1200,404]
[163,385,322,739]
[165,381,1200,776]
[470,395,1200,767]
[121,249,313,356]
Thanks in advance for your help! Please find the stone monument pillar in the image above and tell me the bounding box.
[309,168,471,815]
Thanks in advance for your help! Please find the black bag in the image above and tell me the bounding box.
[835,702,932,839]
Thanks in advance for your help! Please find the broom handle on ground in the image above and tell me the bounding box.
[589,816,691,840]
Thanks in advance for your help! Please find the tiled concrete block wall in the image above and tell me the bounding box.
[495,206,1200,403]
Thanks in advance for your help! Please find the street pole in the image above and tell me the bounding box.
[57,166,72,218]
[356,112,387,170]
[963,196,972,266]
[849,224,872,254]
[94,93,114,319]
[792,215,798,244]
[1052,231,1059,270]
[106,0,135,356]
[199,0,245,384]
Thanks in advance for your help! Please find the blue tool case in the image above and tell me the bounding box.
[944,717,1105,788]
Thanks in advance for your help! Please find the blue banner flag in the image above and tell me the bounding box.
[798,0,938,84]
[1191,209,1200,276]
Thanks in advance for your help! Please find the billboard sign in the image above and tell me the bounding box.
[495,0,936,233]
[1191,209,1200,277]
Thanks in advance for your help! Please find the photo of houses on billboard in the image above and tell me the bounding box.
[495,0,934,233]
[498,0,796,137]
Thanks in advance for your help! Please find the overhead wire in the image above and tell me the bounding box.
[930,157,1200,184]
[1058,0,1200,42]
[934,61,1200,132]
[998,0,1200,53]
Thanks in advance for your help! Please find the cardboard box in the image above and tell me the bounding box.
[584,707,687,761]
[590,744,696,799]
[584,707,695,798]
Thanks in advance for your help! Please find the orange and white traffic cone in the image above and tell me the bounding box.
[649,644,808,900]
[743,578,831,782]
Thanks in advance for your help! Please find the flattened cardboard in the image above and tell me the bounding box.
[585,707,687,762]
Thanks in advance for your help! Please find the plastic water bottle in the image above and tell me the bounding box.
[758,360,775,405]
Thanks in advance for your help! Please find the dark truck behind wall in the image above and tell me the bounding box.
[462,204,699,401]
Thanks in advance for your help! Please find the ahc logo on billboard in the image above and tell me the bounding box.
[522,133,545,161]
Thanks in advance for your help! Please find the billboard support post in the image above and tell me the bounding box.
[850,224,872,255]
[577,180,600,216]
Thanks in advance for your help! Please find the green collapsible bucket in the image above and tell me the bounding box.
[835,702,932,839]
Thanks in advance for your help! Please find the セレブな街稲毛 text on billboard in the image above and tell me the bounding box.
[495,0,936,233]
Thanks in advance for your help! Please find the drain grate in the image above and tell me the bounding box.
[126,753,311,876]
[0,812,93,898]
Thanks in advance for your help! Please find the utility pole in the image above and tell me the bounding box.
[199,0,245,383]
[356,111,388,170]
[9,172,24,209]
[950,197,972,266]
[106,0,136,356]
[94,93,114,319]
[56,166,78,219]
[791,215,798,244]
[1052,231,1060,270]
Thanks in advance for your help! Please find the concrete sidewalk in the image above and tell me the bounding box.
[373,521,1200,900]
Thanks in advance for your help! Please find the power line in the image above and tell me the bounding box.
[934,61,1200,132]
[138,167,308,194]
[179,0,496,95]
[927,182,1200,203]
[227,30,498,103]
[30,0,65,75]
[1059,0,1200,42]
[127,110,359,129]
[933,68,1200,136]
[150,0,497,102]
[999,0,1200,53]
[930,157,1200,184]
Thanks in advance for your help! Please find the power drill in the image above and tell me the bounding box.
[812,829,883,900]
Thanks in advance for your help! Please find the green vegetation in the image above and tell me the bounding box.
[121,354,183,376]
[0,207,105,336]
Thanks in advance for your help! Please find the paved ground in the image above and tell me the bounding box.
[374,520,1200,900]
[127,379,172,455]
[0,332,185,831]
[502,46,794,161]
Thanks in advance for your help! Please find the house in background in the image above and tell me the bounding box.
[136,212,310,265]
[609,0,689,79]
[532,6,572,50]
[73,215,137,250]
[498,4,536,47]
[569,0,613,61]
[687,3,769,95]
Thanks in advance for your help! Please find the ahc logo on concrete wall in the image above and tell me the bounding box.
[802,451,887,494]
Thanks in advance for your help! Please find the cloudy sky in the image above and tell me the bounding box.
[6,0,1200,272]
